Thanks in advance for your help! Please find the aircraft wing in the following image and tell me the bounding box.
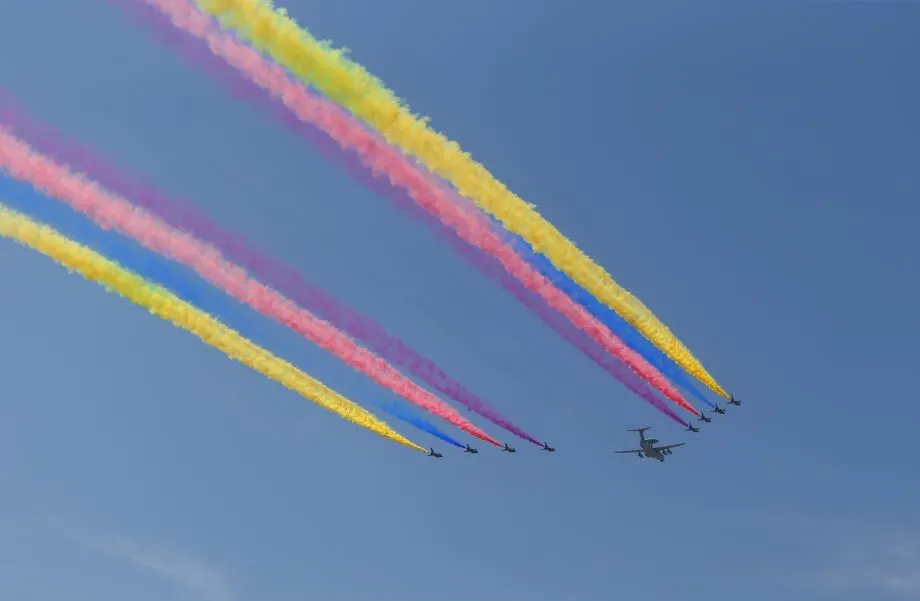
[654,443,685,451]
[613,449,644,454]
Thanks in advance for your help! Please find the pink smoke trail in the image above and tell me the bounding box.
[0,127,502,446]
[138,0,699,417]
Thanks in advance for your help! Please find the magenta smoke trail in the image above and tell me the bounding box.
[135,0,699,418]
[0,128,503,446]
[1,6,545,446]
[107,0,683,426]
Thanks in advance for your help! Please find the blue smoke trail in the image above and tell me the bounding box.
[1,176,473,441]
[375,401,466,449]
[0,174,244,323]
[488,217,715,409]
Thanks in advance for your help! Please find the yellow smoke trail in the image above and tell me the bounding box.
[193,0,728,397]
[0,203,427,453]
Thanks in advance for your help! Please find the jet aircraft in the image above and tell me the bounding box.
[698,413,711,423]
[614,427,685,462]
[686,423,699,433]
[428,448,443,458]
[502,442,516,453]
[541,442,556,452]
[712,405,727,415]
[464,444,479,454]
[728,394,741,406]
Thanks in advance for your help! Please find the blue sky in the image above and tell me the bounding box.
[2,1,919,600]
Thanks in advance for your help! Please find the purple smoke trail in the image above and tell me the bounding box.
[0,2,544,445]
[111,0,677,428]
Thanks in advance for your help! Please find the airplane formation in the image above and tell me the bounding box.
[426,395,741,460]
[611,394,741,462]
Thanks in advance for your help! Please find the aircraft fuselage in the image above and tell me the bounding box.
[640,441,665,462]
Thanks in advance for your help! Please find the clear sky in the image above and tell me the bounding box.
[1,1,919,600]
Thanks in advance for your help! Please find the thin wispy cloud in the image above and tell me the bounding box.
[762,513,920,599]
[89,534,233,601]
[819,534,920,598]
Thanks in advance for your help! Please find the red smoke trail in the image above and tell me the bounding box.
[0,128,502,445]
[137,0,698,417]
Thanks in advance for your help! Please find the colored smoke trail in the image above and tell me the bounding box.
[191,0,728,399]
[497,225,715,409]
[403,193,689,426]
[0,129,502,446]
[99,3,684,427]
[134,0,699,417]
[0,202,426,452]
[376,401,466,450]
[1,176,468,446]
[0,91,539,447]
[0,173,239,328]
